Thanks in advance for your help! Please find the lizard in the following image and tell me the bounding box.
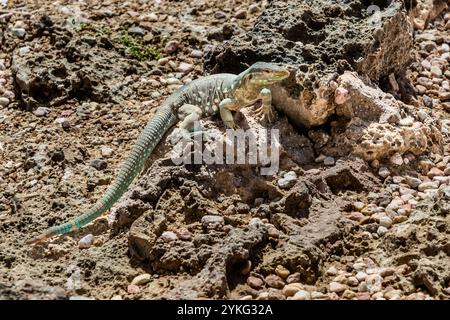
[27,61,290,245]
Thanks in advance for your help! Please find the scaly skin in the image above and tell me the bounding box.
[27,62,290,245]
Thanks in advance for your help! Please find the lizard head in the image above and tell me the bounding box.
[239,62,290,87]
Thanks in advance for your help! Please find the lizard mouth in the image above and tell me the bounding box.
[270,69,290,81]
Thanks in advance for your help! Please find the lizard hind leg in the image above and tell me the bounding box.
[177,104,203,133]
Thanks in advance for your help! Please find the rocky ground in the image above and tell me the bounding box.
[0,0,449,300]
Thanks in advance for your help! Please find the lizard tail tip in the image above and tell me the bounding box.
[26,229,56,245]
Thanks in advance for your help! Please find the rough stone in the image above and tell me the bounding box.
[205,0,414,128]
[329,282,346,293]
[264,275,285,289]
[247,276,264,290]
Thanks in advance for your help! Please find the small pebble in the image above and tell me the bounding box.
[390,153,403,166]
[286,273,301,284]
[164,40,179,54]
[440,44,450,53]
[325,266,338,276]
[0,97,10,107]
[176,62,194,74]
[78,234,94,249]
[175,227,192,240]
[292,290,311,300]
[358,282,369,292]
[275,265,290,279]
[323,156,335,166]
[379,216,393,228]
[127,284,140,294]
[418,181,439,192]
[329,282,346,293]
[355,271,367,282]
[101,146,113,157]
[264,274,284,289]
[157,57,169,66]
[282,283,302,297]
[423,95,433,108]
[214,11,226,19]
[405,176,422,188]
[247,276,264,289]
[161,231,177,242]
[277,171,297,189]
[347,277,359,286]
[385,289,402,300]
[257,292,269,300]
[366,274,382,293]
[90,158,107,170]
[128,26,145,36]
[379,267,395,277]
[377,226,388,236]
[131,273,151,285]
[190,50,203,58]
[430,65,442,77]
[421,59,431,69]
[166,77,182,85]
[378,167,390,178]
[201,215,224,228]
[428,167,444,178]
[11,27,26,38]
[357,292,371,300]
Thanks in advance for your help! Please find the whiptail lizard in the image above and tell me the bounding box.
[27,62,290,244]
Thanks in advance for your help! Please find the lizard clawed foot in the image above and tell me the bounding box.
[255,105,274,123]
[223,120,239,130]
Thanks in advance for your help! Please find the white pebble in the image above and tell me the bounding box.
[101,146,113,157]
[161,231,177,242]
[325,266,338,276]
[0,97,10,107]
[378,167,390,178]
[377,226,388,236]
[379,216,393,228]
[329,282,346,293]
[355,271,367,281]
[390,153,403,166]
[176,62,194,74]
[78,234,94,249]
[292,290,311,300]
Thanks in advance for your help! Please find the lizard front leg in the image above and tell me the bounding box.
[219,98,239,129]
[255,88,274,122]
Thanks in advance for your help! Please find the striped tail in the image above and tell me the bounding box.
[27,105,177,245]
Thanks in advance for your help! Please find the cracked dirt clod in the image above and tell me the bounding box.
[12,31,139,109]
